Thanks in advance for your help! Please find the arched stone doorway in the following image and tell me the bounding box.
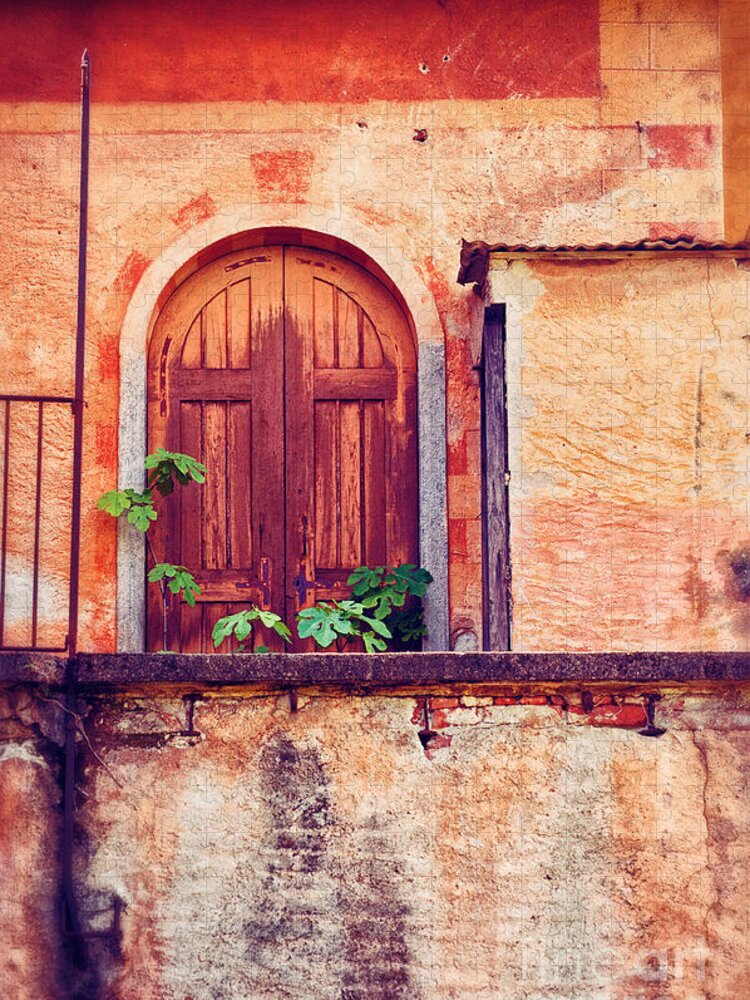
[117,223,448,651]
[146,241,418,651]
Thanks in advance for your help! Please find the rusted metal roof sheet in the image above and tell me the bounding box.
[458,236,750,286]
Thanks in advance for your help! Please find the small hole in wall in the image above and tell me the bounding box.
[419,62,429,74]
[443,54,450,62]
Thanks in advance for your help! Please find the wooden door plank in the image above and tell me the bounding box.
[338,290,360,367]
[313,278,335,368]
[228,401,252,569]
[209,603,228,653]
[151,382,186,652]
[248,248,286,640]
[170,369,252,399]
[181,314,202,368]
[339,402,361,567]
[181,569,272,602]
[179,400,204,652]
[203,402,228,570]
[385,379,418,568]
[363,401,386,565]
[314,369,396,400]
[481,304,512,650]
[227,279,251,369]
[284,249,317,628]
[362,316,383,368]
[204,291,227,368]
[314,401,338,569]
[179,599,204,653]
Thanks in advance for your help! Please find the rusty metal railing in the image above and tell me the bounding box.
[0,395,77,651]
[0,50,89,654]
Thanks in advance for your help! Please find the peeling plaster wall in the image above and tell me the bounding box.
[0,0,730,650]
[0,695,63,1000]
[489,256,750,651]
[2,679,750,998]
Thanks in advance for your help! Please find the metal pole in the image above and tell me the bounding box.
[61,51,90,978]
[68,49,89,656]
[62,659,85,964]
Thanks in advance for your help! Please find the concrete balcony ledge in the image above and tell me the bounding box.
[0,650,748,691]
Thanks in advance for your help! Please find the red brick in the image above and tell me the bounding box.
[430,697,460,709]
[448,437,468,475]
[411,699,426,726]
[565,704,587,716]
[589,703,647,729]
[431,709,451,729]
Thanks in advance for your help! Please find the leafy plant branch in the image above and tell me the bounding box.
[97,448,207,651]
[347,563,433,647]
[211,608,292,652]
[297,600,391,652]
[212,563,433,654]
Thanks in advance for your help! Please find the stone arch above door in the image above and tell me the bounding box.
[118,222,449,650]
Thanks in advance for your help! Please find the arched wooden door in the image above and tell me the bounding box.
[147,244,418,651]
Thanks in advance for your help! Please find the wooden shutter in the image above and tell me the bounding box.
[481,304,511,649]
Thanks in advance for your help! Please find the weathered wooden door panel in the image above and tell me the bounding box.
[148,248,285,652]
[148,243,417,652]
[284,247,417,631]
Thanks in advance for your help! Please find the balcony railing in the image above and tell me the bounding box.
[0,51,89,654]
[0,394,78,651]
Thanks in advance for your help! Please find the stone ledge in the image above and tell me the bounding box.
[0,651,748,689]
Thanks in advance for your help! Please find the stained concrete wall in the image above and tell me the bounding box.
[0,0,731,650]
[2,662,749,999]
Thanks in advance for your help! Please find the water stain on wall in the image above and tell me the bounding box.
[244,731,414,998]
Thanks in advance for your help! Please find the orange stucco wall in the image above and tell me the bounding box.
[490,255,750,651]
[0,0,734,650]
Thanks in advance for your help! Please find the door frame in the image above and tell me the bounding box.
[117,219,449,651]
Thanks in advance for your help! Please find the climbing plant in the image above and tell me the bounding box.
[297,599,392,652]
[211,564,432,654]
[346,564,433,648]
[211,607,292,652]
[97,448,206,651]
[295,564,434,652]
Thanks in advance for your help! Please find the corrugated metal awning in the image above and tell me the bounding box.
[457,236,750,286]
